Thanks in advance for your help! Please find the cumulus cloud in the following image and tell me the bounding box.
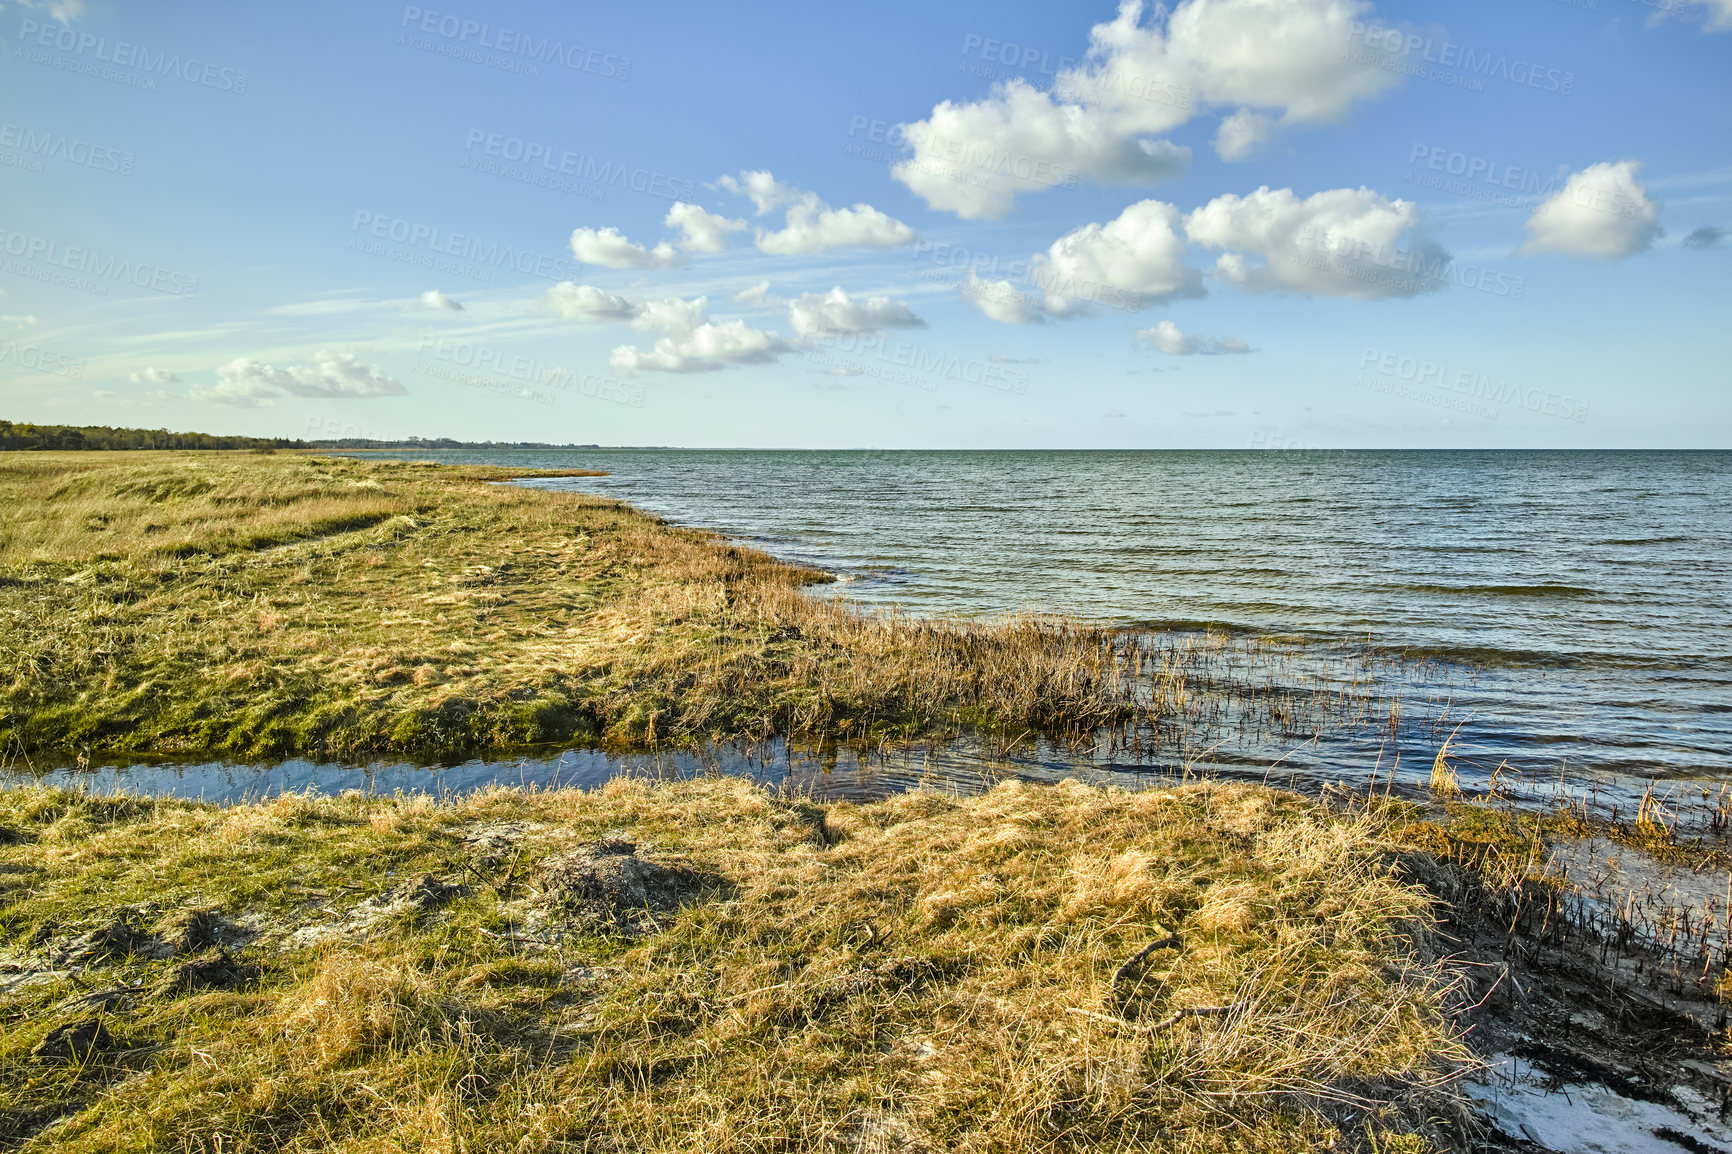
[546,282,638,321]
[960,274,1050,325]
[719,170,915,254]
[665,202,748,253]
[894,81,1190,220]
[1185,186,1448,299]
[196,353,408,406]
[610,320,788,373]
[894,0,1400,217]
[1682,225,1726,249]
[129,367,180,385]
[717,170,804,216]
[579,287,792,373]
[1522,161,1663,259]
[545,283,717,335]
[1034,199,1204,311]
[632,296,710,333]
[185,380,274,408]
[786,287,924,338]
[569,226,681,269]
[1214,109,1277,162]
[1138,319,1251,355]
[421,290,464,311]
[758,201,914,255]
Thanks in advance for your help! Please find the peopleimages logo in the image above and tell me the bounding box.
[1357,347,1590,422]
[0,123,134,175]
[462,131,695,201]
[416,333,647,408]
[16,19,249,94]
[0,337,84,379]
[0,227,199,297]
[1344,23,1575,95]
[399,8,630,79]
[1407,145,1560,197]
[349,211,575,282]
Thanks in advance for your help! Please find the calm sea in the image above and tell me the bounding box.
[20,449,1732,808]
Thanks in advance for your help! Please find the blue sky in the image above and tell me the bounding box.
[1,0,1727,448]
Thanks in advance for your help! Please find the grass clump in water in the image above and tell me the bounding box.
[0,777,1472,1151]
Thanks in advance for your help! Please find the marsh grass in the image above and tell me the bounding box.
[0,451,1412,767]
[0,452,1157,761]
[0,777,1470,1152]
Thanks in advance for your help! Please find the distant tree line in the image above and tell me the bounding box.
[0,420,600,452]
[0,420,300,451]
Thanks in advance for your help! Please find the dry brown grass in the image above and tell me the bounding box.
[0,452,409,564]
[0,777,1471,1152]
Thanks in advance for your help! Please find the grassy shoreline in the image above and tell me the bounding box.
[0,451,1139,764]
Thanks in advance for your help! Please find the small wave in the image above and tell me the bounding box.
[1602,536,1691,545]
[1401,583,1597,599]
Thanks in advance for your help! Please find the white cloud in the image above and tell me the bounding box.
[894,81,1190,220]
[595,289,791,372]
[665,202,749,253]
[546,284,715,333]
[200,353,408,405]
[568,226,681,269]
[129,367,180,385]
[732,280,781,307]
[1138,319,1250,355]
[1033,199,1204,310]
[632,296,710,333]
[717,170,802,216]
[12,0,84,22]
[546,282,638,321]
[1214,109,1277,162]
[894,0,1399,217]
[1095,0,1398,123]
[1522,161,1662,260]
[1692,0,1732,30]
[186,377,277,408]
[421,290,464,311]
[786,287,924,337]
[720,170,915,254]
[756,199,915,255]
[610,320,788,373]
[1653,0,1732,31]
[1185,186,1448,299]
[0,314,37,327]
[960,274,1049,325]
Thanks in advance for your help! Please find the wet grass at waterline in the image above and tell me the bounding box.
[0,451,1428,766]
[0,776,1472,1153]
